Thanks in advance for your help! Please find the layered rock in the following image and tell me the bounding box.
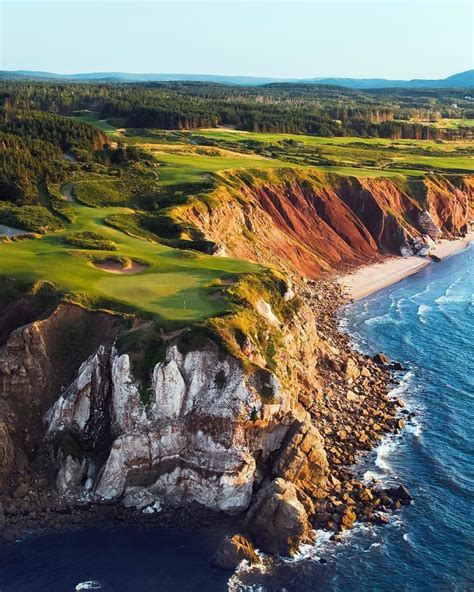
[172,170,473,276]
[0,304,121,491]
[47,326,329,523]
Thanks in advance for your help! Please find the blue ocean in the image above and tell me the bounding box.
[1,245,473,592]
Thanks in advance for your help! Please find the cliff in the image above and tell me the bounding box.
[0,169,471,556]
[170,170,473,276]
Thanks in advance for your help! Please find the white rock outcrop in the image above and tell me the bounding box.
[47,339,298,514]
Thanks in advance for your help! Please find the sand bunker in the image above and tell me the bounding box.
[93,258,149,274]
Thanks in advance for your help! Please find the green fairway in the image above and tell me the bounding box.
[3,114,469,327]
[67,114,473,179]
[0,198,259,325]
[150,149,300,184]
[188,129,473,175]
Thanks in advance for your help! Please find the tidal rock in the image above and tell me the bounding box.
[245,478,315,556]
[213,534,261,570]
[373,353,390,366]
[383,484,413,505]
[340,506,357,530]
[389,361,404,371]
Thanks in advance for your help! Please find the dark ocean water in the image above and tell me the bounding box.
[1,245,473,592]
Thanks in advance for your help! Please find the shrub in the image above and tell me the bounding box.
[63,231,117,250]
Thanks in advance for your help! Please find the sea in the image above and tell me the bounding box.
[1,244,473,592]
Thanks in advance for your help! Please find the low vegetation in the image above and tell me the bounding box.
[62,231,118,250]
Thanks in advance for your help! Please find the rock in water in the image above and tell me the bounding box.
[213,534,261,570]
[383,484,413,505]
[245,478,315,556]
[373,352,390,366]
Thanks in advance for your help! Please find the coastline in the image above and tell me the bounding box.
[339,233,474,301]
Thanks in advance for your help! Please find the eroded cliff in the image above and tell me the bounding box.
[0,169,471,557]
[171,170,473,276]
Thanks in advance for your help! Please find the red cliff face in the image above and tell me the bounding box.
[177,170,473,278]
[423,176,473,236]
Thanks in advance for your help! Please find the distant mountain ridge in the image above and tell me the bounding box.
[1,69,473,89]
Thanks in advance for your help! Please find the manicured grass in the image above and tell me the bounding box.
[6,116,466,327]
[186,129,473,175]
[0,198,260,325]
[150,149,299,185]
[68,111,123,135]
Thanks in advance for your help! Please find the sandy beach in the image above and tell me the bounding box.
[340,232,474,301]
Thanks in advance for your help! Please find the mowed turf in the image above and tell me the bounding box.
[0,199,259,324]
[68,114,473,178]
[3,114,469,326]
[149,148,300,184]
[191,129,474,175]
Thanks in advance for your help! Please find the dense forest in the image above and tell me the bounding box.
[0,106,146,205]
[1,79,472,207]
[1,80,473,139]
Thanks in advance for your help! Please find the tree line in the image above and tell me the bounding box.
[1,80,472,139]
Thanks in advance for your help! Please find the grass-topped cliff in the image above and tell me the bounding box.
[0,104,472,331]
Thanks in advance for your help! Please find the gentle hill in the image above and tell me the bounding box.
[2,69,473,89]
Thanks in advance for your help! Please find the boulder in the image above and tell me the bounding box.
[373,353,389,366]
[122,487,155,509]
[382,484,413,505]
[12,482,28,499]
[245,478,315,556]
[344,358,360,381]
[56,455,86,493]
[340,506,357,530]
[213,534,261,570]
[389,361,404,371]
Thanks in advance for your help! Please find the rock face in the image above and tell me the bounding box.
[0,303,121,491]
[47,330,329,520]
[173,170,472,277]
[213,534,261,570]
[0,421,14,488]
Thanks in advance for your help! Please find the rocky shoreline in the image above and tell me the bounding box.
[0,279,413,559]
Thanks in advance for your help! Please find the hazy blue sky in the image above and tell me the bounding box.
[1,0,472,79]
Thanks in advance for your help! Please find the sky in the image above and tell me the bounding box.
[0,0,472,79]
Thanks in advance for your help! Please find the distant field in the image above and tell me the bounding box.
[69,111,124,135]
[68,114,473,180]
[407,118,474,130]
[187,129,473,176]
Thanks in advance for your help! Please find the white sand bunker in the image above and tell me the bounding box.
[93,258,149,274]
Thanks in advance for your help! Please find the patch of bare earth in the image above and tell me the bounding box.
[93,258,149,274]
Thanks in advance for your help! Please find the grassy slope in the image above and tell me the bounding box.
[1,113,471,327]
[0,199,259,325]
